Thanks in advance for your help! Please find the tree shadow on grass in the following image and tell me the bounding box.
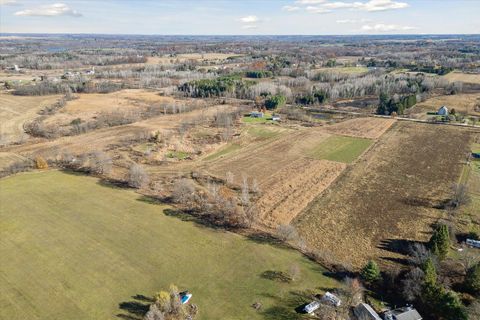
[117,294,152,319]
[245,231,290,249]
[260,290,314,320]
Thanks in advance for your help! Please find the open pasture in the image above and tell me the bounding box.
[0,170,338,320]
[443,71,480,85]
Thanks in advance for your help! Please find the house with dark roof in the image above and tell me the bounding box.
[383,306,422,320]
[354,303,382,320]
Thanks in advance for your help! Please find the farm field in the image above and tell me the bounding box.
[443,71,480,85]
[314,66,369,74]
[413,93,480,117]
[0,93,60,144]
[295,121,474,268]
[43,89,177,126]
[323,117,395,139]
[308,135,373,163]
[203,118,390,228]
[0,170,338,320]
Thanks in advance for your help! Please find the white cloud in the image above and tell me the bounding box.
[360,0,409,11]
[239,15,259,23]
[325,0,409,11]
[306,6,332,13]
[282,5,301,12]
[14,3,82,17]
[361,23,416,32]
[0,0,20,5]
[295,0,326,4]
[242,24,258,30]
[336,18,371,23]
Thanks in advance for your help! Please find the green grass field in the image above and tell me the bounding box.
[308,135,373,163]
[0,171,338,320]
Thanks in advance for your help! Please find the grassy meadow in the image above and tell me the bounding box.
[0,170,338,320]
[308,135,373,163]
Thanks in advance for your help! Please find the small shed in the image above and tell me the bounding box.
[322,292,341,307]
[250,111,264,118]
[437,106,449,116]
[303,300,320,314]
[354,303,382,320]
[272,115,281,121]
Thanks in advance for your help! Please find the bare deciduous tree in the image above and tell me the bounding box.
[127,163,149,188]
[172,178,195,205]
[402,267,425,302]
[276,224,299,242]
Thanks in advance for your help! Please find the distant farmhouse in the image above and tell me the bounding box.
[437,105,449,116]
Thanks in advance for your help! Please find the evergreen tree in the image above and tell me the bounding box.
[438,290,468,320]
[361,260,381,282]
[465,262,480,295]
[428,224,450,260]
[421,257,440,305]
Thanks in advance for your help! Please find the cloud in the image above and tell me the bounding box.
[300,0,409,12]
[336,18,371,23]
[361,23,416,32]
[242,25,258,30]
[0,0,21,5]
[14,3,82,17]
[325,0,409,11]
[239,15,259,23]
[282,5,301,12]
[295,0,326,4]
[306,6,332,13]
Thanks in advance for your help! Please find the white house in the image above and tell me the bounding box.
[437,106,449,116]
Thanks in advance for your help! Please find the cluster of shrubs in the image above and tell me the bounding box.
[377,93,417,115]
[295,90,327,105]
[178,75,254,98]
[244,70,273,78]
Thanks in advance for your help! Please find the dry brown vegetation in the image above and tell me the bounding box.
[0,93,60,144]
[443,72,480,85]
[323,117,395,139]
[295,121,475,268]
[413,93,480,116]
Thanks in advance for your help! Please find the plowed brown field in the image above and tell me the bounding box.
[295,121,474,268]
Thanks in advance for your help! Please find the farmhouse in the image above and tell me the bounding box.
[383,306,422,320]
[437,105,449,116]
[354,303,382,320]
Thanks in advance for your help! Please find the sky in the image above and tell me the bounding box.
[0,0,479,35]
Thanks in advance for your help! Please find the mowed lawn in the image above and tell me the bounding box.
[308,135,373,163]
[0,171,338,320]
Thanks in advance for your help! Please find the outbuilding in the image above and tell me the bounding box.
[437,106,449,116]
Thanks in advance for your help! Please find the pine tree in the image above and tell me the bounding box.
[439,290,468,320]
[465,263,480,295]
[361,260,381,282]
[428,224,450,260]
